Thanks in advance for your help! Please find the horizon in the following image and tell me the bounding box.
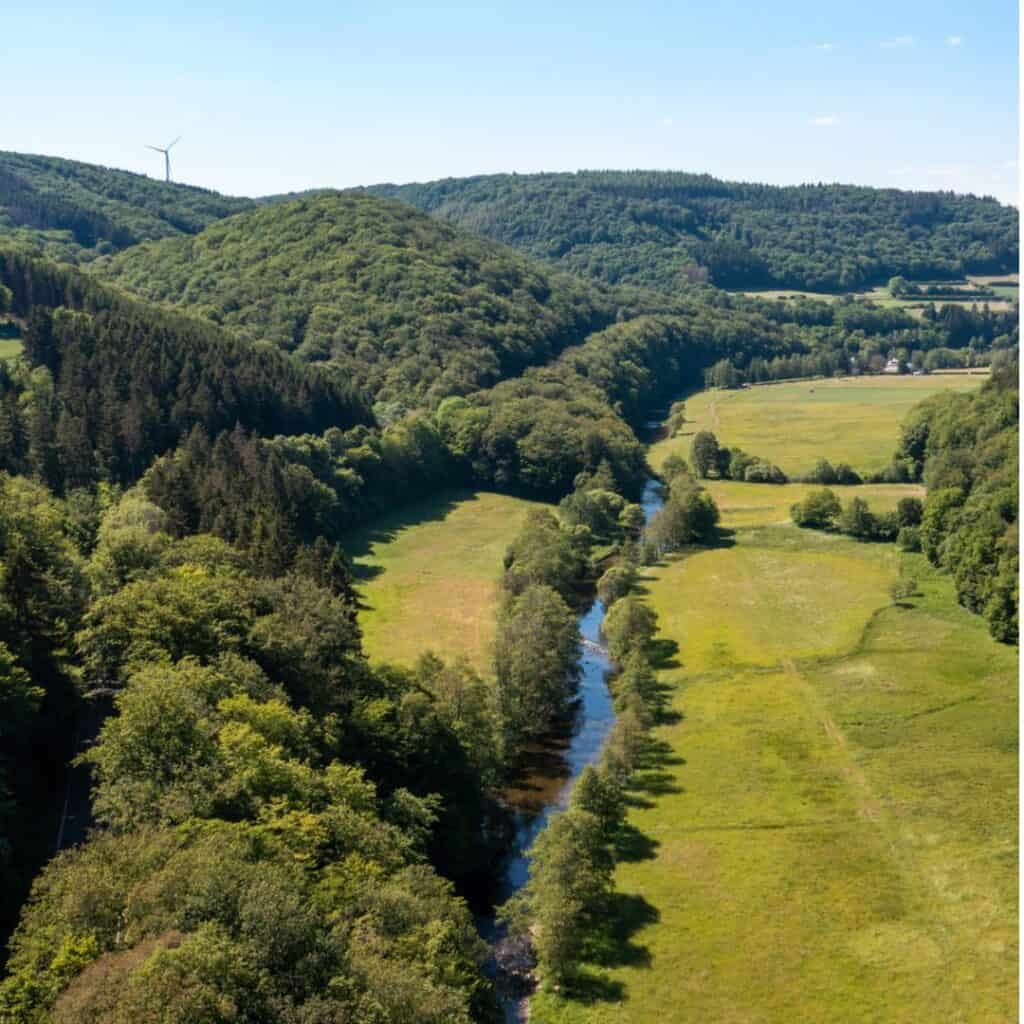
[7,149,1020,208]
[4,1,1018,204]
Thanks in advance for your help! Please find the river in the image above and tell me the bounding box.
[484,471,666,1020]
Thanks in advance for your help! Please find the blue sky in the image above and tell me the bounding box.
[5,1,1018,202]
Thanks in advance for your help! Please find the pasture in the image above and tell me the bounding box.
[344,489,546,672]
[533,381,1016,1023]
[740,274,1018,314]
[535,502,1017,1024]
[650,374,983,476]
[0,337,23,362]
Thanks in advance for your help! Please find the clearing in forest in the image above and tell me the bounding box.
[659,374,984,477]
[344,489,547,673]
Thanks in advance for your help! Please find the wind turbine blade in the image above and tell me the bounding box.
[145,145,165,153]
[167,136,181,150]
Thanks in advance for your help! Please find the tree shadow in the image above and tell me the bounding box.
[708,525,737,550]
[648,637,680,670]
[614,821,659,861]
[342,488,470,582]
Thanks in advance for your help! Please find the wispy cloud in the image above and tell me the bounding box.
[946,35,962,47]
[659,116,675,128]
[813,42,837,51]
[880,35,915,49]
[809,114,840,128]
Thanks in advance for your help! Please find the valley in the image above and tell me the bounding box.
[0,148,1015,1024]
[531,377,1018,1022]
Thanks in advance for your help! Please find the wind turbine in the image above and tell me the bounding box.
[145,136,181,183]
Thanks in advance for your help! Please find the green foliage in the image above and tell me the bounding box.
[0,821,489,1024]
[895,373,1018,640]
[790,488,842,529]
[602,596,658,663]
[370,171,1018,292]
[99,192,618,411]
[644,480,720,555]
[837,497,879,540]
[503,509,588,602]
[501,809,613,986]
[690,430,719,478]
[597,563,639,608]
[0,151,253,262]
[493,584,579,749]
[0,248,372,494]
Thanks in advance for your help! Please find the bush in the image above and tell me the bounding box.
[790,488,841,529]
[743,459,788,484]
[838,497,878,540]
[897,525,921,551]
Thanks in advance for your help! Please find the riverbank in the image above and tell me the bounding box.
[530,383,1017,1022]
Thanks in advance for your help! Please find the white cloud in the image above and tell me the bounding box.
[880,36,915,49]
[947,35,962,47]
[814,42,837,51]
[659,116,675,128]
[809,114,840,127]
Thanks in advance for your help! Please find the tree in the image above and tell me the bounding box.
[494,584,579,748]
[896,496,924,527]
[838,497,878,540]
[790,488,841,529]
[603,596,657,663]
[690,431,720,478]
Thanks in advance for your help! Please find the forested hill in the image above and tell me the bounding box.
[0,246,373,493]
[0,151,254,262]
[96,192,626,410]
[366,171,1019,292]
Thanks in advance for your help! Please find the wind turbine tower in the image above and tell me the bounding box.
[145,136,181,183]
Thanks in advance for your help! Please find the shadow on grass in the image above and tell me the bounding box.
[342,488,471,583]
[564,893,661,1003]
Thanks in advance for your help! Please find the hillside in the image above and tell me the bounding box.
[367,171,1019,292]
[97,192,622,409]
[0,151,254,261]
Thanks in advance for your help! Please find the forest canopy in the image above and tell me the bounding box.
[367,170,1019,292]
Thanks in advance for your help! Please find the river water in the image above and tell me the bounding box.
[485,472,666,1019]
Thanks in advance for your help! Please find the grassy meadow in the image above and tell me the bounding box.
[533,380,1016,1023]
[653,374,984,477]
[740,274,1018,315]
[344,489,546,672]
[0,337,23,362]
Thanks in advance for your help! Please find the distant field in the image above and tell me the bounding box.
[650,374,984,476]
[703,479,924,528]
[740,274,1017,314]
[0,337,23,362]
[344,489,547,672]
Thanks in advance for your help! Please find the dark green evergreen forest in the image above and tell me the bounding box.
[0,151,1016,1023]
[0,152,254,263]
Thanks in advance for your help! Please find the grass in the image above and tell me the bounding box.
[534,525,1017,1024]
[0,337,23,362]
[532,381,1016,1023]
[739,275,1018,315]
[343,488,547,672]
[650,375,983,477]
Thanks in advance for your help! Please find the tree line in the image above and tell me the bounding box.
[789,360,1018,642]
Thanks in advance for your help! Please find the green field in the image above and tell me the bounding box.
[534,383,1017,1023]
[535,531,1017,1023]
[651,375,984,477]
[0,337,23,362]
[740,274,1018,315]
[344,489,547,672]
